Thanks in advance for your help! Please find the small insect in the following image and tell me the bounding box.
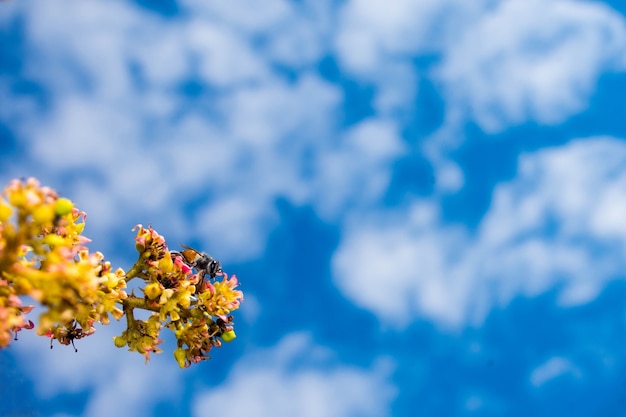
[50,321,93,352]
[172,244,222,280]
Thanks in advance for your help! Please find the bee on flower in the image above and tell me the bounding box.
[171,244,222,280]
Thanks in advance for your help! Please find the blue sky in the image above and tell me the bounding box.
[2,0,626,416]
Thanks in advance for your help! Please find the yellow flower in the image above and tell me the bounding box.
[1,178,245,366]
[144,282,162,301]
[199,273,243,319]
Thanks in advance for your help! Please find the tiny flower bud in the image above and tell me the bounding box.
[174,348,187,368]
[54,198,74,216]
[113,335,127,348]
[221,330,236,342]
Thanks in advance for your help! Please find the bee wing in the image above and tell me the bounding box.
[179,243,199,253]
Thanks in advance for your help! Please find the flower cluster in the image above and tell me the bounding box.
[115,224,244,367]
[0,178,127,348]
[0,178,244,368]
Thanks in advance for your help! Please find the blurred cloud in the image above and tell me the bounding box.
[333,137,626,328]
[192,333,397,417]
[180,0,291,33]
[313,117,406,218]
[334,0,455,74]
[187,20,270,88]
[425,0,626,192]
[437,0,626,133]
[11,322,184,417]
[530,356,581,387]
[333,0,452,115]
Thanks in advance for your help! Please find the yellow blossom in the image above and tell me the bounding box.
[1,178,244,366]
[199,273,243,319]
[144,282,162,301]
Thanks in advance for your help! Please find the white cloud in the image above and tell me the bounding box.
[438,0,626,132]
[313,117,406,218]
[332,0,491,115]
[221,73,340,146]
[263,15,327,68]
[192,333,397,417]
[478,137,626,306]
[334,0,452,75]
[180,0,291,34]
[333,0,433,114]
[182,0,333,70]
[195,194,277,261]
[530,356,581,387]
[481,136,626,244]
[333,201,470,328]
[187,20,271,88]
[82,359,182,417]
[27,95,139,168]
[22,0,145,100]
[12,320,184,417]
[333,137,626,328]
[131,23,190,88]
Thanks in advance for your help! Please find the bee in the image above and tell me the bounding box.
[171,244,222,280]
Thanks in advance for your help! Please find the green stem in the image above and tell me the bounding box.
[125,263,144,282]
[124,250,157,282]
[123,296,161,313]
[123,300,135,329]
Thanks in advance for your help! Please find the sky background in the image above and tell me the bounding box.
[2,0,626,416]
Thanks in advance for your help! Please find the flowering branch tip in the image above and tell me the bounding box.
[0,178,244,368]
